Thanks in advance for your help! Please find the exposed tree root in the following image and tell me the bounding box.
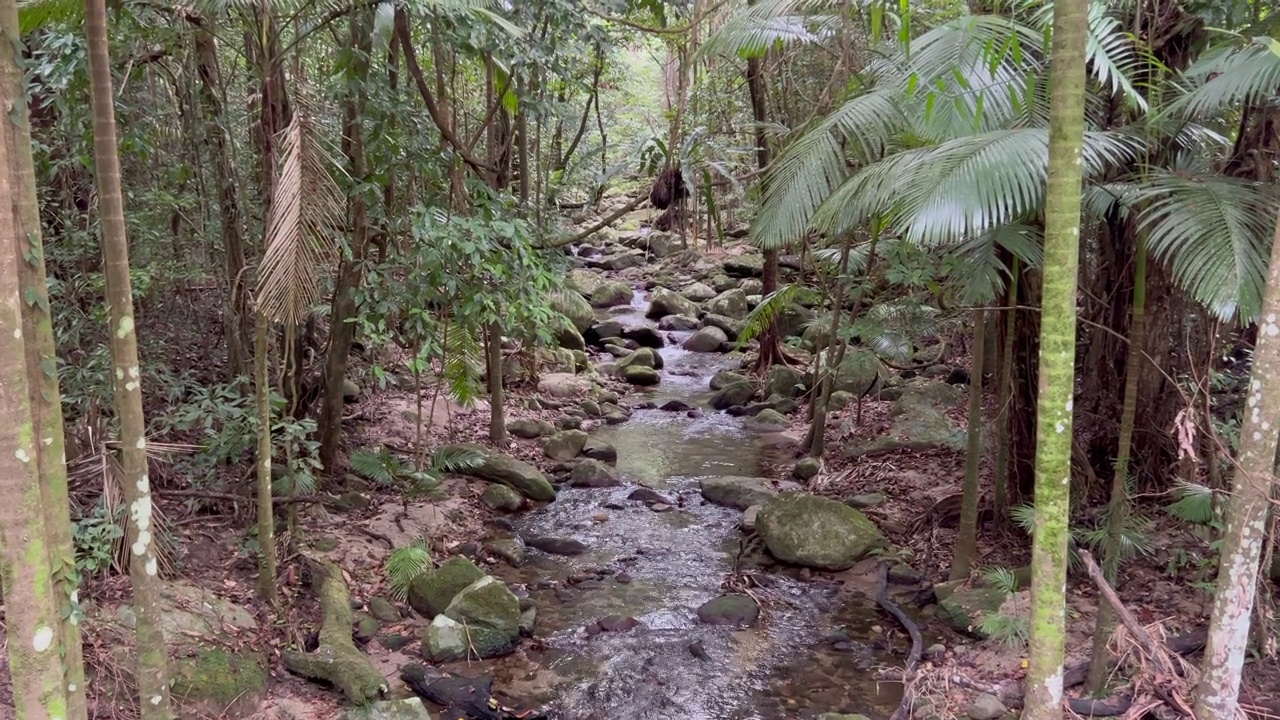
[280,556,387,704]
[876,562,924,720]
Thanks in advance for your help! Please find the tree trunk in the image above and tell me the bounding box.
[1192,206,1280,720]
[994,261,1019,521]
[0,86,73,720]
[807,236,854,457]
[254,312,277,604]
[84,0,173,711]
[1024,0,1088,717]
[193,18,249,383]
[0,0,88,713]
[1086,239,1145,693]
[486,321,507,448]
[952,308,988,581]
[318,7,373,472]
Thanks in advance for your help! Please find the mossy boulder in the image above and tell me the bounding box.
[621,365,661,386]
[342,697,434,720]
[171,647,267,716]
[745,408,789,431]
[423,576,521,661]
[553,316,587,352]
[647,287,701,319]
[848,382,966,457]
[682,326,728,352]
[481,484,524,512]
[507,418,556,439]
[700,476,794,511]
[437,443,556,501]
[934,580,1009,638]
[681,282,716,301]
[408,555,485,618]
[696,594,759,626]
[710,369,749,390]
[615,346,663,372]
[568,268,606,296]
[591,280,634,308]
[709,381,756,410]
[756,494,887,571]
[706,288,748,319]
[723,254,764,277]
[553,289,596,333]
[700,313,745,340]
[544,429,588,461]
[765,365,805,399]
[570,459,623,487]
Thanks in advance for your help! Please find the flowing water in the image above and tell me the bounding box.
[489,291,904,720]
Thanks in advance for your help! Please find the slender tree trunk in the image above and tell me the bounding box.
[1023,0,1088,717]
[994,261,1019,522]
[254,312,277,604]
[1085,239,1145,693]
[1,1,88,714]
[807,237,853,458]
[1193,206,1280,720]
[318,8,372,472]
[952,308,988,581]
[193,18,249,382]
[84,0,173,711]
[0,90,72,720]
[486,321,507,448]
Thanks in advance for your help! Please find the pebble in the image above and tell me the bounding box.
[615,572,632,584]
[651,503,672,512]
[592,512,609,523]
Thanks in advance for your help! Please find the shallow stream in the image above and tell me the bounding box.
[486,292,905,719]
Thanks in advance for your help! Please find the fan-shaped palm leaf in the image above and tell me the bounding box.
[1020,0,1148,110]
[1133,169,1278,321]
[255,106,346,327]
[698,0,839,60]
[948,224,1043,305]
[1167,38,1280,118]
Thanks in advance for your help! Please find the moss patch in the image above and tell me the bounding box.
[170,647,267,716]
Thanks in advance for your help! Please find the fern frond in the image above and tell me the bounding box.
[735,283,804,348]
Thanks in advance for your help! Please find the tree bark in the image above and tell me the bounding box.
[486,321,507,448]
[0,0,88,713]
[1192,205,1280,720]
[994,261,1019,522]
[0,81,73,720]
[85,0,173,711]
[254,312,277,604]
[1024,0,1088,718]
[952,308,988,581]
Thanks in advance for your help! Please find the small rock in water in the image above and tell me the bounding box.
[615,572,632,584]
[629,487,673,504]
[593,615,641,633]
[524,536,588,556]
[592,512,609,523]
[696,594,760,626]
[688,639,710,660]
[603,501,626,510]
[659,399,692,412]
[687,408,704,418]
[651,503,672,512]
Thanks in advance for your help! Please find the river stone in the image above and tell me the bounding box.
[368,597,401,624]
[696,594,759,626]
[745,408,789,430]
[553,317,587,352]
[968,694,1006,720]
[647,287,701,319]
[793,456,822,481]
[544,429,588,461]
[342,697,433,720]
[723,254,764,277]
[353,612,380,644]
[756,494,888,571]
[591,280,634,308]
[482,484,523,512]
[701,313,744,340]
[553,288,595,333]
[484,537,526,567]
[508,418,556,439]
[525,536,588,555]
[587,320,625,346]
[570,459,623,487]
[710,369,749,390]
[438,443,556,501]
[681,282,717,301]
[558,415,582,430]
[829,390,854,411]
[658,314,700,331]
[629,487,673,505]
[582,440,618,464]
[849,381,966,456]
[622,326,664,349]
[766,365,805,399]
[408,556,485,618]
[568,268,606,296]
[709,381,756,410]
[706,288,748,319]
[683,326,728,353]
[538,372,592,398]
[438,576,521,660]
[742,505,761,532]
[621,365,661,386]
[710,273,737,292]
[595,249,646,271]
[934,581,1008,637]
[846,492,886,509]
[616,347,662,371]
[700,476,790,510]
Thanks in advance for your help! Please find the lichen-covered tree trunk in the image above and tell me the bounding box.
[1192,205,1280,720]
[84,0,173,712]
[952,308,987,581]
[0,95,72,720]
[1,0,88,713]
[1086,239,1145,693]
[1024,0,1088,717]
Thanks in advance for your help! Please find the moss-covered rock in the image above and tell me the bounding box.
[437,443,556,501]
[647,287,701,319]
[848,381,966,457]
[367,597,401,624]
[423,576,521,661]
[621,365,661,386]
[508,417,556,439]
[615,347,662,371]
[706,288,748,319]
[591,280,634,308]
[482,483,524,512]
[170,648,267,716]
[710,369,749,390]
[934,582,1009,638]
[745,408,789,430]
[570,459,623,487]
[765,365,805,399]
[553,288,595,333]
[709,381,756,410]
[700,476,793,510]
[341,697,434,720]
[756,494,887,570]
[408,555,485,618]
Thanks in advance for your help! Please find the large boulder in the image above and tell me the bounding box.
[776,304,815,339]
[538,372,592,398]
[709,381,757,410]
[706,288,748,319]
[647,287,701,319]
[699,476,795,510]
[765,365,805,399]
[591,280,634,308]
[615,347,663,372]
[553,290,595,333]
[681,282,717,302]
[408,555,486,618]
[848,381,966,457]
[621,326,664,349]
[755,494,887,570]
[544,429,588,461]
[723,254,764,277]
[658,314,700,331]
[710,369,749,390]
[682,326,728,353]
[621,365,660,386]
[507,418,556,439]
[553,316,587,351]
[696,594,759,626]
[570,459,623,487]
[701,313,745,340]
[437,443,556,501]
[424,576,521,661]
[568,269,606,296]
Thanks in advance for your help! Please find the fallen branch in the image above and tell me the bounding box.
[542,193,648,249]
[281,556,387,703]
[876,562,924,720]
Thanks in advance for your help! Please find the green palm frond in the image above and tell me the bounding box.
[1134,169,1277,321]
[349,446,401,485]
[1082,180,1141,221]
[16,0,80,31]
[441,327,484,408]
[1168,38,1280,118]
[699,0,839,60]
[1021,0,1148,111]
[980,565,1021,593]
[385,538,432,602]
[736,283,805,348]
[429,444,487,474]
[751,88,904,251]
[1165,480,1219,526]
[255,104,346,327]
[947,225,1041,305]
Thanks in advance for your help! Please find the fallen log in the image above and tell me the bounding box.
[281,556,387,704]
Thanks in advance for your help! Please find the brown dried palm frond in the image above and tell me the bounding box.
[66,415,195,577]
[254,95,346,327]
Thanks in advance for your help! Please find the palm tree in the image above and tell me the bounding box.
[84,0,172,712]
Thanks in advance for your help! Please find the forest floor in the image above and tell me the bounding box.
[2,206,1279,720]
